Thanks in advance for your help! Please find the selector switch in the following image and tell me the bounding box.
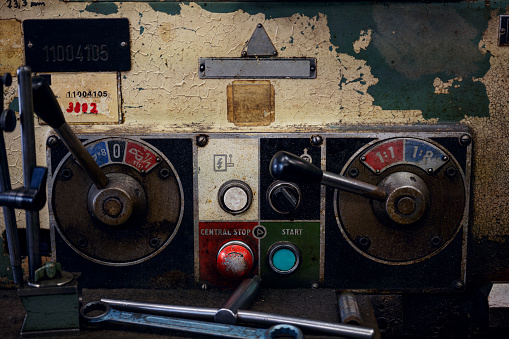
[218,180,253,215]
[216,241,255,280]
[267,242,301,274]
[267,181,301,214]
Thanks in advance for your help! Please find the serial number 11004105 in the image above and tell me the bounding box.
[43,44,108,63]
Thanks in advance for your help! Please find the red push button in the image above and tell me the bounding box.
[216,241,254,280]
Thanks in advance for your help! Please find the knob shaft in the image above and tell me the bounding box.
[267,181,301,214]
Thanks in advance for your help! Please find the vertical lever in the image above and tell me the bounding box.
[0,73,23,286]
[32,76,108,189]
[18,66,41,282]
[215,275,262,324]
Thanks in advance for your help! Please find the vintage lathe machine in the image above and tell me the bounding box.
[0,0,508,338]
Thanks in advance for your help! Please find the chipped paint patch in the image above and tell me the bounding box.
[0,19,23,74]
[84,3,118,15]
[353,29,372,54]
[433,77,463,94]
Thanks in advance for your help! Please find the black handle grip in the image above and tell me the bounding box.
[269,151,323,184]
[32,76,66,129]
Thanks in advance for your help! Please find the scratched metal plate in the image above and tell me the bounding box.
[23,19,131,72]
[199,58,316,79]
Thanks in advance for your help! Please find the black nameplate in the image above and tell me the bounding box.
[24,19,131,72]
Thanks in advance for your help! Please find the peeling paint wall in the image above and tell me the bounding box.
[1,1,508,283]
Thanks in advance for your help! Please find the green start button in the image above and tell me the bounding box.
[268,242,301,274]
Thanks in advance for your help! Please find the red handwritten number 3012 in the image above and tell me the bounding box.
[66,102,99,114]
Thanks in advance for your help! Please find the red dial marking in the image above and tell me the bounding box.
[363,139,404,172]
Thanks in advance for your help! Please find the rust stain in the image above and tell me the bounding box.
[158,22,176,43]
[227,80,275,126]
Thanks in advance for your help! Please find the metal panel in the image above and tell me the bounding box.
[24,19,131,72]
[199,58,316,79]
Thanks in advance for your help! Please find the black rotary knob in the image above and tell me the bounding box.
[267,181,301,214]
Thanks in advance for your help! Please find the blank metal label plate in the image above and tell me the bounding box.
[199,58,316,79]
[24,19,131,72]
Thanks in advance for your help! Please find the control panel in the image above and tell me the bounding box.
[47,129,471,291]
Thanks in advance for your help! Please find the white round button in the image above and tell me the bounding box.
[218,180,253,215]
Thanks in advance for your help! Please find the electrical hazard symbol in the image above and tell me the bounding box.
[213,154,235,172]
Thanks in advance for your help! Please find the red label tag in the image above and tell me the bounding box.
[124,142,158,172]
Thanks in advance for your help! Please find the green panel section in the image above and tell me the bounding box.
[260,222,320,287]
[20,294,80,331]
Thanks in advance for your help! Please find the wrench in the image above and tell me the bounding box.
[81,301,302,339]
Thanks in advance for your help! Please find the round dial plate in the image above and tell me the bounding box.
[51,138,184,266]
[335,137,467,264]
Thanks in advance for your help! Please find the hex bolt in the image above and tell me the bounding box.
[348,167,359,178]
[200,64,205,72]
[460,134,472,146]
[310,134,323,147]
[159,168,170,179]
[46,135,59,148]
[196,134,209,147]
[446,167,457,177]
[120,41,127,47]
[77,238,88,248]
[149,238,161,248]
[430,236,442,247]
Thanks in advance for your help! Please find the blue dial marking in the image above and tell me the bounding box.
[87,141,109,167]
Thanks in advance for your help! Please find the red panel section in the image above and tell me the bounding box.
[124,141,158,173]
[199,222,258,288]
[363,139,404,172]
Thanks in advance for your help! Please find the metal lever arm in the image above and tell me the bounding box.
[32,76,108,189]
[0,166,47,210]
[270,151,387,201]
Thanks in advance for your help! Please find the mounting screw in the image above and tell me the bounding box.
[159,168,170,179]
[200,64,205,72]
[348,167,359,178]
[446,167,457,177]
[430,236,442,247]
[27,41,33,48]
[459,134,472,146]
[201,283,209,291]
[149,238,161,248]
[310,134,323,147]
[46,135,59,148]
[61,168,73,180]
[273,51,278,56]
[196,134,209,147]
[442,155,449,161]
[120,41,127,47]
[257,23,262,28]
[311,282,320,289]
[427,168,434,174]
[358,236,371,248]
[310,65,316,72]
[241,51,247,57]
[77,238,88,248]
[360,156,366,161]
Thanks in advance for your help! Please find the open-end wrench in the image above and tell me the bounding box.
[81,301,302,339]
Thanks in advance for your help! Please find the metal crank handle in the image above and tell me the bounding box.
[32,76,108,189]
[101,299,375,339]
[270,151,387,201]
[81,301,302,339]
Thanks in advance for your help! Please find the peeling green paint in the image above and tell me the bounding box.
[84,3,118,15]
[190,1,492,121]
[140,26,145,35]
